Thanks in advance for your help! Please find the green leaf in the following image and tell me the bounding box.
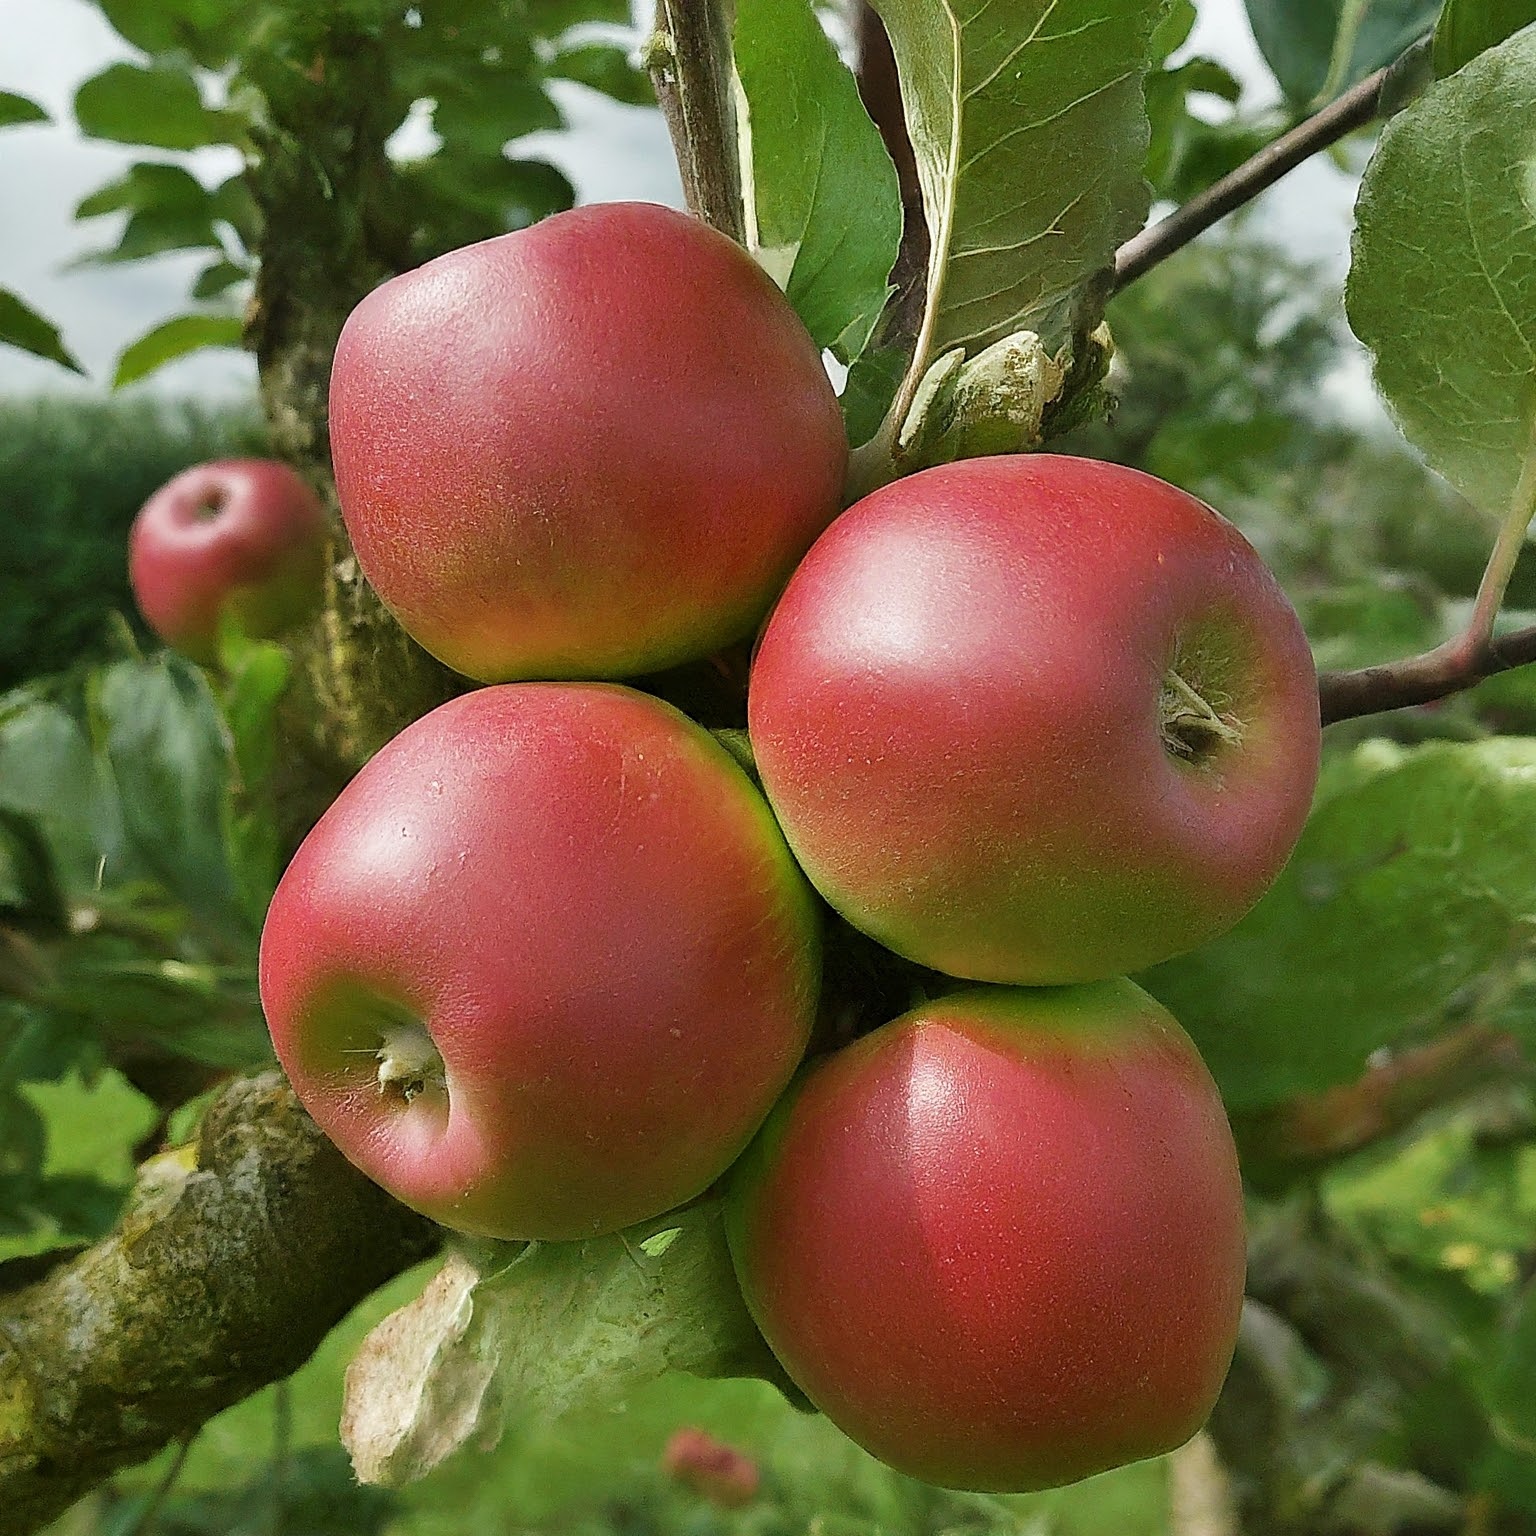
[0,811,67,930]
[80,205,225,265]
[1488,1279,1536,1452]
[112,313,244,388]
[74,62,238,151]
[342,1203,776,1487]
[0,289,84,375]
[1142,739,1536,1112]
[191,258,253,300]
[1435,0,1536,73]
[75,162,210,219]
[1244,0,1440,106]
[548,42,654,105]
[870,0,1159,373]
[734,0,903,364]
[432,75,563,154]
[94,655,237,925]
[0,691,127,898]
[1345,26,1536,517]
[0,91,48,129]
[91,0,251,68]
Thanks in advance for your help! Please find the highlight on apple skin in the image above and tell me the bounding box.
[748,453,1322,986]
[128,457,328,662]
[726,979,1247,1493]
[328,200,849,685]
[258,681,821,1242]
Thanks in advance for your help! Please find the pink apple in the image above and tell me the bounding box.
[727,980,1246,1492]
[328,201,848,684]
[128,458,327,662]
[259,682,820,1241]
[748,454,1321,985]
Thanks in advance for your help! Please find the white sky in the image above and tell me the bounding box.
[0,0,1372,409]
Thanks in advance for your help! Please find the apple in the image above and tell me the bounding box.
[259,681,820,1241]
[661,1427,761,1507]
[328,201,848,685]
[726,980,1246,1493]
[747,454,1321,985]
[128,458,327,662]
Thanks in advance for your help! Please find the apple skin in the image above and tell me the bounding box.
[747,454,1321,985]
[259,682,820,1241]
[128,458,327,663]
[726,980,1246,1493]
[328,201,848,685]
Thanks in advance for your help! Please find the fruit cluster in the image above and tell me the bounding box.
[146,202,1324,1492]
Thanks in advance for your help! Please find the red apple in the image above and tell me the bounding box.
[128,458,327,662]
[748,454,1320,985]
[259,682,820,1241]
[328,201,848,684]
[661,1427,761,1507]
[726,981,1246,1492]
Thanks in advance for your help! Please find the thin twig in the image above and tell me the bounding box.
[1321,424,1536,725]
[1113,60,1396,291]
[644,0,744,242]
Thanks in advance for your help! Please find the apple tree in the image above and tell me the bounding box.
[2,0,1536,1532]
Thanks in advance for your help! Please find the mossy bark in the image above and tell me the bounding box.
[0,1073,438,1536]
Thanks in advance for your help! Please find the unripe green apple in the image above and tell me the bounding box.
[727,980,1246,1492]
[259,682,820,1241]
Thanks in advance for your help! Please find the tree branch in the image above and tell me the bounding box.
[1113,56,1404,292]
[0,1072,439,1536]
[645,0,744,242]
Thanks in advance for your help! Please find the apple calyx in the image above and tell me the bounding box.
[1159,666,1243,764]
[374,1021,446,1104]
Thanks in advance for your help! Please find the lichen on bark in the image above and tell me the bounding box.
[0,1073,438,1536]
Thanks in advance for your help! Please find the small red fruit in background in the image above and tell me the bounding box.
[328,200,848,685]
[726,980,1246,1493]
[128,458,327,662]
[748,453,1321,985]
[661,1426,761,1508]
[259,682,820,1241]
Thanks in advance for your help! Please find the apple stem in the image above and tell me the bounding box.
[374,1022,446,1104]
[1160,668,1243,762]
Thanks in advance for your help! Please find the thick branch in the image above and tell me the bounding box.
[0,1072,438,1535]
[1319,622,1536,724]
[1113,60,1399,291]
[646,0,744,242]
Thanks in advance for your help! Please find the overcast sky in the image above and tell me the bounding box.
[0,0,1373,410]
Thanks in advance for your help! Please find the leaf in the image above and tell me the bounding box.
[80,205,225,265]
[94,655,238,926]
[1435,0,1536,74]
[0,289,84,375]
[870,0,1159,367]
[0,91,48,129]
[734,0,903,363]
[1244,0,1440,106]
[0,811,67,931]
[0,691,128,898]
[342,1202,775,1488]
[74,62,238,151]
[1142,739,1536,1113]
[548,42,654,105]
[91,0,250,68]
[112,313,244,388]
[1345,26,1536,517]
[1488,1279,1536,1453]
[432,76,563,155]
[191,258,253,300]
[75,162,211,219]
